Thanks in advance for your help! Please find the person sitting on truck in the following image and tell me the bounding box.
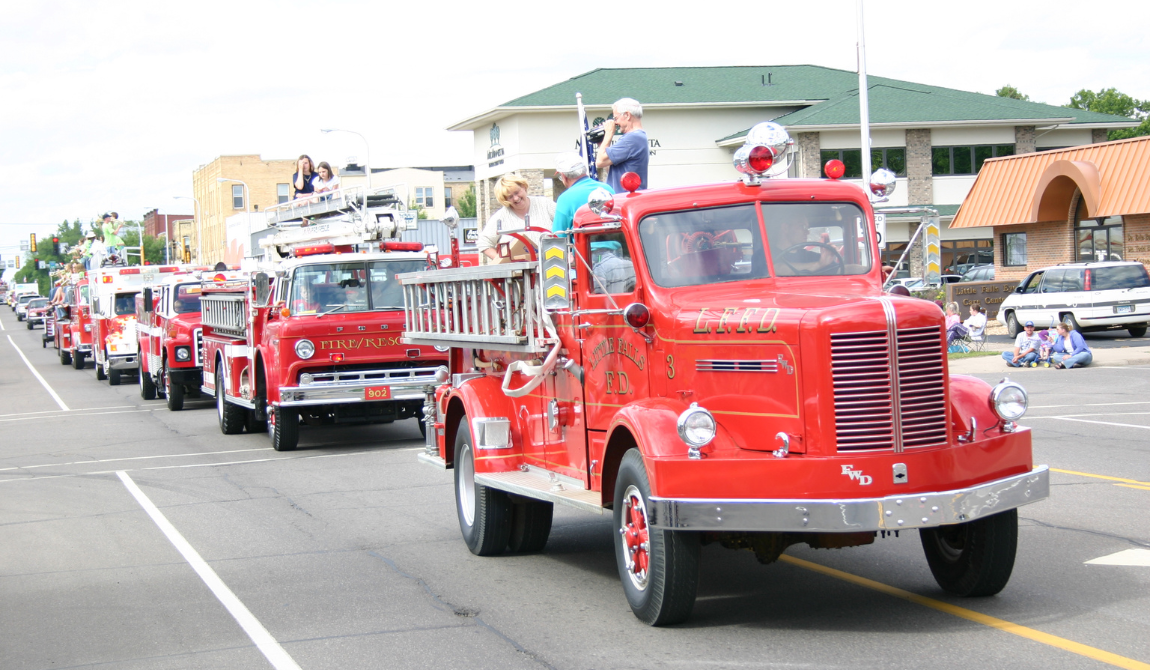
[80,232,97,270]
[477,175,556,265]
[590,240,636,294]
[101,213,125,262]
[292,155,318,201]
[553,153,606,234]
[291,280,320,314]
[315,162,340,199]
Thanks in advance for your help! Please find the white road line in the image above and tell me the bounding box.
[0,409,155,423]
[6,335,69,411]
[1027,411,1150,419]
[0,447,273,472]
[0,316,6,330]
[0,405,135,419]
[117,471,302,670]
[1044,417,1150,430]
[1029,401,1150,409]
[1085,549,1150,567]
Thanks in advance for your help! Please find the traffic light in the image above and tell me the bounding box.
[30,233,37,253]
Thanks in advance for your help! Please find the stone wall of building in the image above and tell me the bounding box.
[1014,126,1036,153]
[797,132,821,178]
[1092,129,1109,144]
[1124,213,1150,268]
[905,129,932,206]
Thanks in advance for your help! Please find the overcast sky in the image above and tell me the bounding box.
[2,0,1147,271]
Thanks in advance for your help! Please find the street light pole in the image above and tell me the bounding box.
[217,178,252,261]
[321,128,372,193]
[173,195,201,263]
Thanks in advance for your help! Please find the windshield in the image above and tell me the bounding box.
[18,294,38,304]
[289,260,425,315]
[114,292,137,316]
[638,202,873,287]
[79,285,89,305]
[1091,265,1150,290]
[28,299,47,309]
[368,259,426,309]
[174,284,202,314]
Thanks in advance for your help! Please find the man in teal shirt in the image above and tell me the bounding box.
[553,153,607,234]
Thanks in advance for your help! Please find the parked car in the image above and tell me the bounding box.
[998,261,1150,337]
[14,293,42,321]
[960,265,995,282]
[24,298,50,329]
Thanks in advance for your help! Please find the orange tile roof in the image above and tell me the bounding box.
[950,136,1150,228]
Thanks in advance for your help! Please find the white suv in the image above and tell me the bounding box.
[999,262,1150,338]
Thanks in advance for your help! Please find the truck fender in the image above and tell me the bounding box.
[949,374,1005,439]
[604,398,741,501]
[441,375,520,469]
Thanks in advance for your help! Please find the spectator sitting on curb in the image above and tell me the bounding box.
[1051,322,1093,369]
[1002,320,1040,367]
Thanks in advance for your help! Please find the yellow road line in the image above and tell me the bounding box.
[779,555,1150,670]
[1051,468,1150,487]
[1114,484,1150,492]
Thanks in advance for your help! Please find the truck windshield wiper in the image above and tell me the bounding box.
[317,304,349,318]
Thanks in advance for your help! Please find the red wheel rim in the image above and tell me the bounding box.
[620,485,650,589]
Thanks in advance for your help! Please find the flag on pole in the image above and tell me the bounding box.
[576,93,598,180]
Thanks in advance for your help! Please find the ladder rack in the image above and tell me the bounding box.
[398,262,552,353]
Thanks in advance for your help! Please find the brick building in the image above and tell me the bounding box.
[950,136,1150,281]
[141,209,193,240]
[191,155,296,264]
[449,66,1136,272]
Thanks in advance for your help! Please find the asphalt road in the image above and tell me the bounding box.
[2,307,1148,670]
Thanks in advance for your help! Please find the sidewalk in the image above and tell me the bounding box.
[948,346,1150,374]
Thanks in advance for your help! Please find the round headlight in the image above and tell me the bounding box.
[295,339,315,359]
[174,346,191,361]
[990,379,1028,422]
[677,403,716,448]
[300,373,314,385]
[434,366,450,384]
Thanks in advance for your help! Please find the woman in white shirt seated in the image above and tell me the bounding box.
[477,175,556,265]
[315,162,340,199]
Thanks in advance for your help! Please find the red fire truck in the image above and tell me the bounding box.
[88,265,188,385]
[56,276,92,369]
[136,270,205,409]
[401,122,1049,626]
[199,196,449,451]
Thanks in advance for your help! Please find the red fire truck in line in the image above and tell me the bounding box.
[88,265,189,385]
[401,122,1049,625]
[56,275,92,369]
[199,193,448,451]
[136,270,206,409]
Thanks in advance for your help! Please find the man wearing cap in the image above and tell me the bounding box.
[553,153,608,234]
[101,213,125,264]
[595,98,649,194]
[1002,320,1041,367]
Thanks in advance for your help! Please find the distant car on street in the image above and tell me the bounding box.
[960,265,995,282]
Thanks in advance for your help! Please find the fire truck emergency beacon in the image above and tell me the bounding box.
[199,189,448,451]
[401,122,1049,626]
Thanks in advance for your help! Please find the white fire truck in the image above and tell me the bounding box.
[199,189,449,451]
[88,265,186,385]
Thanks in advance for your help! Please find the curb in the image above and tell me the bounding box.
[948,354,1150,375]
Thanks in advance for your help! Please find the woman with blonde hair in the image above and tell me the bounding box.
[476,175,556,264]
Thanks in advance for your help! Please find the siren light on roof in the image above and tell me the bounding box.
[733,122,794,185]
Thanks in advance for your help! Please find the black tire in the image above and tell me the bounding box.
[60,348,72,366]
[1005,312,1020,338]
[42,337,47,348]
[270,406,299,451]
[108,368,121,386]
[920,509,1018,597]
[26,321,33,330]
[140,367,156,400]
[96,358,107,381]
[507,498,553,553]
[216,367,246,435]
[72,352,85,370]
[1061,313,1081,332]
[613,448,700,626]
[17,314,23,322]
[454,418,511,556]
[1128,325,1147,338]
[165,368,185,411]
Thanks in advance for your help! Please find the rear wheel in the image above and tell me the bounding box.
[454,417,511,556]
[60,348,72,365]
[507,498,553,553]
[920,509,1018,597]
[216,367,246,435]
[1128,325,1147,338]
[1061,313,1082,332]
[108,368,121,386]
[140,366,156,400]
[26,320,33,330]
[96,357,107,380]
[1005,312,1020,338]
[165,365,185,411]
[613,448,700,626]
[270,406,299,451]
[72,352,85,370]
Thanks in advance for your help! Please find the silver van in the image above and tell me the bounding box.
[999,262,1150,337]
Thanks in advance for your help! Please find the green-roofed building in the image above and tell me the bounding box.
[451,65,1135,271]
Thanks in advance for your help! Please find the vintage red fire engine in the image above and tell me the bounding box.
[56,275,92,369]
[199,192,448,451]
[136,269,206,409]
[401,122,1049,626]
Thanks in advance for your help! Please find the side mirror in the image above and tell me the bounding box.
[253,272,271,307]
[142,288,153,313]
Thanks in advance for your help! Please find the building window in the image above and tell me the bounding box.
[416,187,434,208]
[821,148,906,178]
[941,239,994,274]
[1002,232,1027,266]
[1075,199,1123,261]
[232,184,244,209]
[277,184,289,204]
[444,187,453,209]
[932,145,1015,175]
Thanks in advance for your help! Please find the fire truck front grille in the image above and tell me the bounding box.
[830,326,947,452]
[194,328,204,367]
[201,295,246,337]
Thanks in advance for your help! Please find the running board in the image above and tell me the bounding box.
[417,452,449,470]
[475,470,604,515]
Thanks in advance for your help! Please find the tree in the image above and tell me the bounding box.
[408,200,429,220]
[996,85,1030,101]
[1067,87,1150,140]
[456,185,476,218]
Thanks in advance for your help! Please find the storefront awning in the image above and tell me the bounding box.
[951,136,1150,228]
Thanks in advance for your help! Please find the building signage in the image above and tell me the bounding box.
[946,280,1020,319]
[487,123,504,168]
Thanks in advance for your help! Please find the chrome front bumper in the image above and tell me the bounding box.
[277,365,439,408]
[108,354,138,371]
[648,466,1049,532]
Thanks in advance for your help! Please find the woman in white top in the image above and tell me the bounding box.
[477,175,556,264]
[315,162,340,196]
